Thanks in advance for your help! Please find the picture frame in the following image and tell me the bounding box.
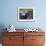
[17,7,35,21]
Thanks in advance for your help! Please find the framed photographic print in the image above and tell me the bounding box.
[17,7,35,21]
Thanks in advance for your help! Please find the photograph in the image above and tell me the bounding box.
[18,7,35,21]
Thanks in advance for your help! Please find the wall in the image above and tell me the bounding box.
[0,0,46,30]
